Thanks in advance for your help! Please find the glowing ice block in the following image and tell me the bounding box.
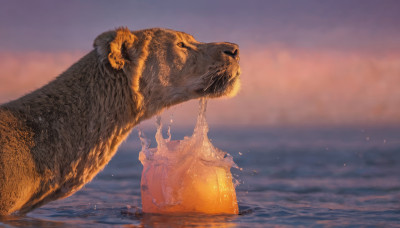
[139,99,239,214]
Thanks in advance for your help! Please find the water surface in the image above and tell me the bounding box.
[1,126,399,227]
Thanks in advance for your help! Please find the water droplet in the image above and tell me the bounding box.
[138,98,239,214]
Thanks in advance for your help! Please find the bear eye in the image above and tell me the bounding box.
[177,42,187,48]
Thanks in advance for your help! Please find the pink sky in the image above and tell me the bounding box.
[1,0,399,126]
[1,47,399,127]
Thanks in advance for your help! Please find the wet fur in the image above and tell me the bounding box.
[0,27,240,215]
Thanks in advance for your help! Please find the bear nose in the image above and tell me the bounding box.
[223,44,239,61]
[224,49,238,58]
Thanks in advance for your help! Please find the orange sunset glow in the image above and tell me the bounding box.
[2,48,399,127]
[1,1,400,127]
[1,1,400,227]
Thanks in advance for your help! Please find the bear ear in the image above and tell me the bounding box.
[93,27,136,70]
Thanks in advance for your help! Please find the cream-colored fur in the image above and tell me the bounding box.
[0,27,240,215]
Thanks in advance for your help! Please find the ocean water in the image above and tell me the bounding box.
[1,126,400,227]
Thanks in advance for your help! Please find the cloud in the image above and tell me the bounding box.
[160,47,400,127]
[204,47,400,126]
[1,48,399,127]
[0,51,83,102]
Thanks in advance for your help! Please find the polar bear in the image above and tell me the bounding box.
[0,27,240,215]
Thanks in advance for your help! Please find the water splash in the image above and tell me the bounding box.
[138,98,239,214]
[139,99,237,168]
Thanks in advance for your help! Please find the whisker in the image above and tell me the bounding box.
[200,65,231,93]
[203,69,220,91]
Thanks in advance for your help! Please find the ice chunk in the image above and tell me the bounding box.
[139,99,239,214]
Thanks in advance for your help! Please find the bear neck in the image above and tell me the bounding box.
[3,50,141,196]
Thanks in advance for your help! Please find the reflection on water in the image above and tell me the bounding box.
[0,215,65,227]
[1,126,399,227]
[122,208,238,228]
[1,208,239,228]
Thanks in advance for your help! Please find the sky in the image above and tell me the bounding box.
[1,0,400,127]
